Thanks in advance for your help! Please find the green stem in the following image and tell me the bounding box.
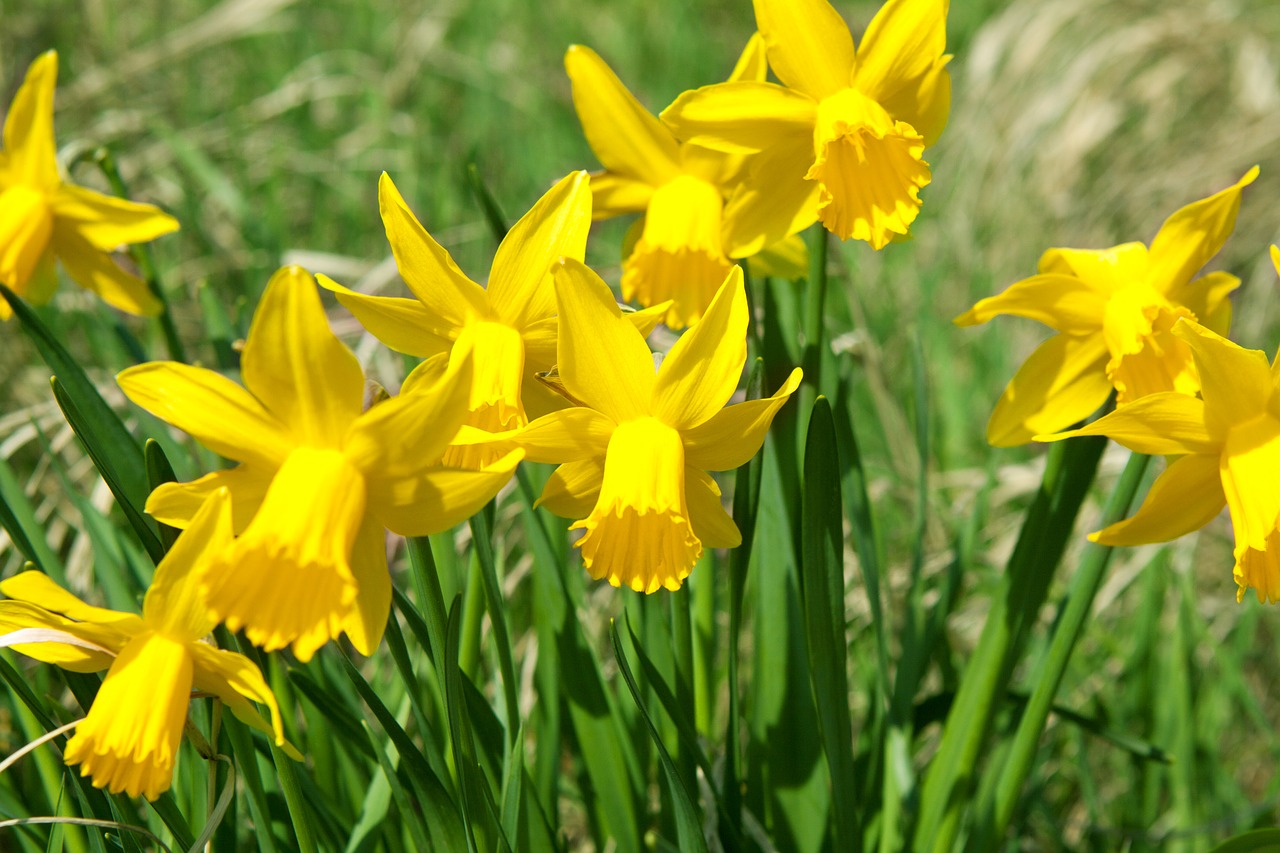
[671,584,698,796]
[93,149,186,363]
[458,550,487,678]
[975,451,1150,846]
[798,226,830,436]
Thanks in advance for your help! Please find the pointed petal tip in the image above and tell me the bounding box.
[1270,244,1280,276]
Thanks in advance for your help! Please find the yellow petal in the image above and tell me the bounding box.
[553,258,656,423]
[318,273,454,358]
[852,0,950,112]
[1221,412,1280,556]
[1167,270,1238,337]
[955,274,1108,334]
[986,333,1111,447]
[1089,453,1224,547]
[1147,166,1259,293]
[879,54,951,147]
[729,33,769,84]
[50,184,179,250]
[510,408,617,464]
[0,601,123,671]
[571,418,700,593]
[1035,391,1215,456]
[1234,537,1280,605]
[346,349,473,476]
[4,51,59,191]
[653,267,748,428]
[145,465,274,534]
[565,45,680,185]
[399,352,451,396]
[536,457,605,519]
[378,172,490,326]
[1272,245,1280,278]
[240,265,364,446]
[1100,284,1198,403]
[439,323,529,469]
[1172,319,1272,439]
[0,571,138,628]
[49,223,160,315]
[205,448,366,662]
[63,632,192,801]
[1038,242,1148,289]
[685,468,742,548]
[340,516,390,656]
[368,449,523,537]
[622,176,733,328]
[721,137,823,257]
[142,489,232,641]
[752,0,855,98]
[746,234,809,280]
[808,87,930,248]
[0,185,54,291]
[118,362,294,469]
[588,171,654,219]
[683,367,803,470]
[661,81,817,155]
[189,642,291,749]
[489,171,592,330]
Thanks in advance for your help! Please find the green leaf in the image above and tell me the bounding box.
[611,620,709,853]
[801,397,859,851]
[1208,829,1280,853]
[143,439,181,551]
[0,456,62,580]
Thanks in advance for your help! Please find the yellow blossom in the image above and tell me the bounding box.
[0,491,293,800]
[566,39,806,328]
[956,168,1257,446]
[0,51,178,320]
[117,265,521,661]
[661,0,951,250]
[320,171,665,468]
[1038,319,1280,604]
[493,260,801,593]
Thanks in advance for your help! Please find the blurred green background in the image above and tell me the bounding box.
[4,0,1280,848]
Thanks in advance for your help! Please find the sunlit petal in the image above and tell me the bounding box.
[537,458,605,519]
[368,450,523,538]
[318,273,454,358]
[49,223,160,316]
[142,489,233,641]
[1147,167,1258,293]
[145,465,274,534]
[1036,391,1215,456]
[683,368,803,470]
[752,0,855,98]
[661,82,817,155]
[1090,453,1224,546]
[685,468,741,548]
[987,333,1111,447]
[588,171,654,219]
[955,274,1108,334]
[4,51,59,191]
[50,184,179,250]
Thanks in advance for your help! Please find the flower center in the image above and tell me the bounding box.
[0,184,53,293]
[442,320,527,469]
[623,174,732,329]
[1102,283,1198,403]
[807,87,931,249]
[572,417,701,593]
[205,447,367,661]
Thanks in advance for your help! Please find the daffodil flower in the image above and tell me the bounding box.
[500,260,801,593]
[0,491,294,800]
[320,171,664,468]
[956,167,1257,447]
[566,39,806,328]
[0,51,178,320]
[661,0,951,251]
[1037,319,1280,604]
[118,265,521,661]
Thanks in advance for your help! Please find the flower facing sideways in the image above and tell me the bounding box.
[320,171,664,469]
[1038,320,1280,604]
[0,491,294,800]
[492,260,801,593]
[565,39,806,328]
[662,0,951,251]
[956,167,1258,446]
[118,265,521,661]
[0,51,178,319]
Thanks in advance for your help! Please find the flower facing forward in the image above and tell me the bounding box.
[499,260,801,592]
[956,168,1258,446]
[1038,320,1280,603]
[118,266,521,661]
[662,0,951,250]
[320,171,663,469]
[566,39,806,328]
[0,492,293,800]
[0,51,178,319]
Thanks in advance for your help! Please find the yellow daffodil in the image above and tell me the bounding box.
[0,51,178,320]
[566,39,806,328]
[320,171,663,468]
[661,0,951,251]
[117,265,521,661]
[497,259,801,593]
[0,491,293,800]
[1038,319,1280,604]
[956,167,1258,447]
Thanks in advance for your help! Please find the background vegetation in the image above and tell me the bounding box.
[3,0,1280,850]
